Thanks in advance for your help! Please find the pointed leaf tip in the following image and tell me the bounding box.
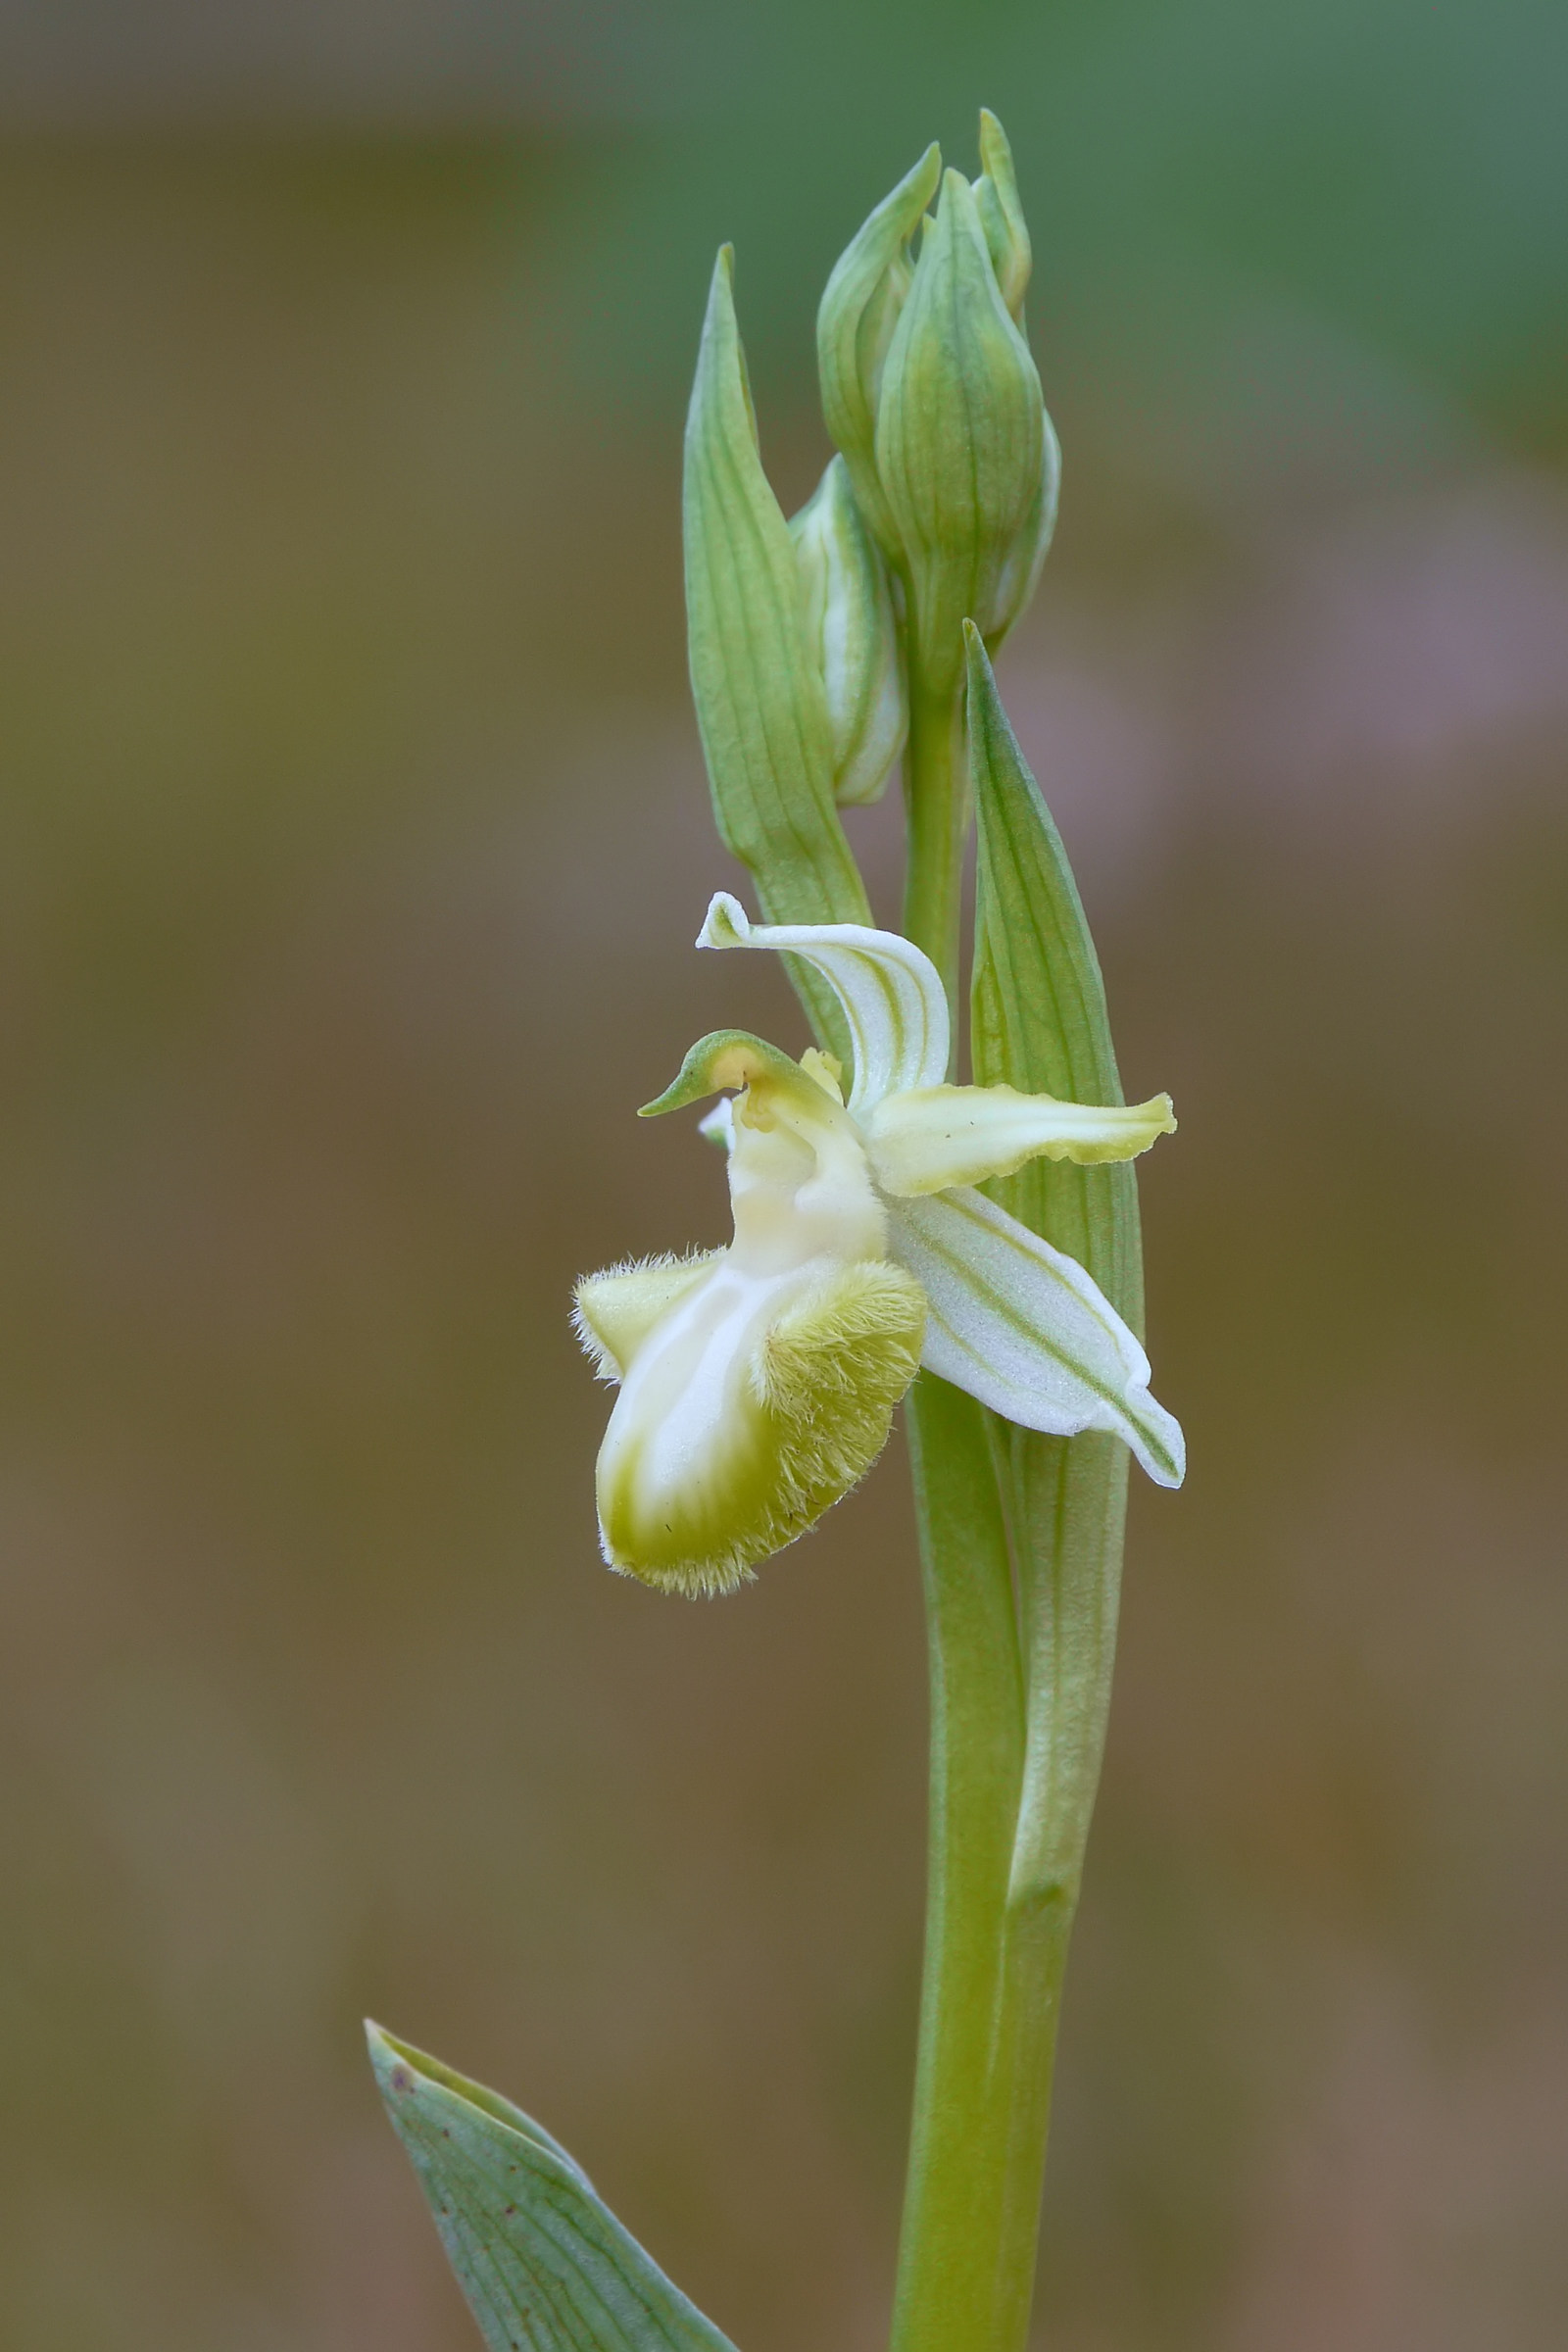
[370,2028,739,2352]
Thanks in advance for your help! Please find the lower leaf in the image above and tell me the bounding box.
[368,2024,739,2352]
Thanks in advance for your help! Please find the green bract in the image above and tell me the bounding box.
[683,247,870,1061]
[574,896,1183,1597]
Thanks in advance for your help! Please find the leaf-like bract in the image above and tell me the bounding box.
[966,622,1157,1908]
[968,623,1141,1320]
[684,250,871,1065]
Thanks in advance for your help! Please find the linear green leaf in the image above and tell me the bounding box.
[368,2024,739,2352]
[683,249,871,1065]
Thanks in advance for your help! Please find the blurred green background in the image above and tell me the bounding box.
[2,4,1566,2347]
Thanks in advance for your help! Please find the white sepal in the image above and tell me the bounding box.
[864,1082,1175,1197]
[886,1185,1185,1488]
[697,892,949,1110]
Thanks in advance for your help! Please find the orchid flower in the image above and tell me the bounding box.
[574,893,1183,1597]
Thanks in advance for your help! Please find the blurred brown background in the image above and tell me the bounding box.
[2,5,1566,2348]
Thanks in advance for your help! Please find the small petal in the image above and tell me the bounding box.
[886,1186,1185,1488]
[698,892,949,1107]
[864,1082,1176,1197]
[798,1047,846,1102]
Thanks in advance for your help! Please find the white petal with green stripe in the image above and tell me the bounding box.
[886,1185,1185,1488]
[697,890,949,1107]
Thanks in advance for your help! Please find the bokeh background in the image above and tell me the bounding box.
[3,4,1566,2347]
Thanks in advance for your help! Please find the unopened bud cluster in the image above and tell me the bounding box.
[816,111,1058,702]
[682,111,1058,943]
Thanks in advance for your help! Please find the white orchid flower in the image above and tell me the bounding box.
[574,894,1184,1596]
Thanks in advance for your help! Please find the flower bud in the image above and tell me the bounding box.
[790,456,906,807]
[816,142,943,562]
[879,163,1062,696]
[873,163,1054,703]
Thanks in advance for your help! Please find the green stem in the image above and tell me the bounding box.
[892,1374,1025,2352]
[891,667,1132,2352]
[901,682,968,1036]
